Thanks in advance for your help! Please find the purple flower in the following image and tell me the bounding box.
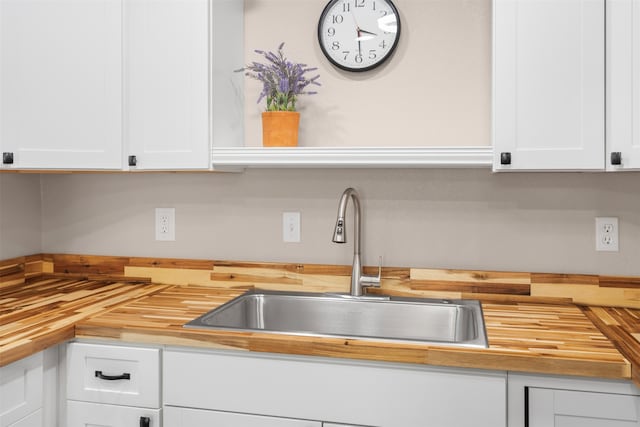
[236,43,321,111]
[279,77,289,94]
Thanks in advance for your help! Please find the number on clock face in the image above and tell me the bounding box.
[318,0,401,72]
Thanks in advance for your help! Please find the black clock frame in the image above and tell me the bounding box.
[317,0,402,72]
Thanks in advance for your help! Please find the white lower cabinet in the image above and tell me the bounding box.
[0,353,42,427]
[322,424,370,427]
[529,388,640,427]
[508,373,640,427]
[5,410,42,427]
[164,407,373,427]
[66,342,161,427]
[0,348,58,427]
[163,348,507,427]
[164,407,320,427]
[67,401,161,427]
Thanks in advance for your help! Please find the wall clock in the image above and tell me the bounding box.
[318,0,401,72]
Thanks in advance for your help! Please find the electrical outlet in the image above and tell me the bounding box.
[283,212,301,243]
[155,208,175,241]
[595,217,618,252]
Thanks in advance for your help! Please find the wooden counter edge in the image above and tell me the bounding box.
[74,323,632,382]
[0,325,75,367]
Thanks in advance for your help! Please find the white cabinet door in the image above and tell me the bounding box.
[529,387,640,426]
[67,401,161,427]
[0,0,122,170]
[0,353,43,427]
[607,0,640,170]
[165,407,321,427]
[493,0,605,171]
[124,0,210,170]
[6,410,41,427]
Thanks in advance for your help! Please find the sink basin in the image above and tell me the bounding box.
[184,290,488,348]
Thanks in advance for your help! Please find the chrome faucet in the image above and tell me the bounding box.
[332,188,381,296]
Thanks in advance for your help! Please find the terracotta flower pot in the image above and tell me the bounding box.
[261,111,300,147]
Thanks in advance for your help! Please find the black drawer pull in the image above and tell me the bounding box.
[95,370,131,381]
[140,416,150,427]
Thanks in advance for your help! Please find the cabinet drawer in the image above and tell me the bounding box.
[67,343,160,408]
[67,401,160,427]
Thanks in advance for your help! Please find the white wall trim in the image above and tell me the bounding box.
[211,146,493,168]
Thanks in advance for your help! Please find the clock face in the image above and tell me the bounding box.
[318,0,401,72]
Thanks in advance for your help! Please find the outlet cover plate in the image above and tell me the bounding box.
[156,208,175,241]
[283,212,301,243]
[595,217,618,252]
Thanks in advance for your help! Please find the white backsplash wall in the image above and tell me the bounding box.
[39,170,640,276]
[0,174,42,259]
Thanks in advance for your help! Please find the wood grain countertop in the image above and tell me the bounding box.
[0,276,167,366]
[3,276,640,385]
[74,283,635,381]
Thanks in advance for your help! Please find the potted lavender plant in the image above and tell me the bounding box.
[237,43,321,147]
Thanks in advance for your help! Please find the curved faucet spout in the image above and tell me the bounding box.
[332,188,360,253]
[332,188,379,296]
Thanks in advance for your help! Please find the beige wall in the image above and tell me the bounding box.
[40,170,640,276]
[3,0,640,279]
[243,0,491,147]
[0,174,42,259]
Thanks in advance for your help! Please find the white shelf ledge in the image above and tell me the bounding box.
[211,146,493,169]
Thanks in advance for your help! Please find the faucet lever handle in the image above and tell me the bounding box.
[375,255,383,280]
[361,256,383,288]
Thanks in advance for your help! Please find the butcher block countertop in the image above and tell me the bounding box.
[3,275,640,385]
[0,276,167,366]
[72,284,633,380]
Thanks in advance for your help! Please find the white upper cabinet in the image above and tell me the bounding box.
[1,0,242,171]
[494,0,640,172]
[0,0,123,170]
[124,0,210,170]
[493,0,605,171]
[607,0,640,170]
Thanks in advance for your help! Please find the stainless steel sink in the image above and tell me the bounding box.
[184,290,488,348]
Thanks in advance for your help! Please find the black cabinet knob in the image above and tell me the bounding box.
[611,152,622,166]
[2,152,14,165]
[500,152,511,165]
[128,155,137,167]
[139,416,150,427]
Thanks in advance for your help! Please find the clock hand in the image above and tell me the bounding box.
[359,29,378,36]
[356,33,375,42]
[351,11,363,56]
